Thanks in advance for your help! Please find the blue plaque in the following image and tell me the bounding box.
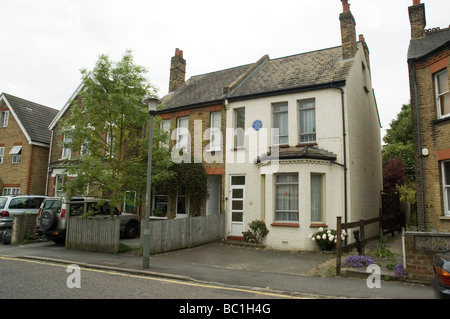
[252,120,263,131]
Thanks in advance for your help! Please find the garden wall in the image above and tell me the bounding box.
[404,231,450,281]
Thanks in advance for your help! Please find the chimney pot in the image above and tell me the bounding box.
[413,0,420,5]
[342,0,350,13]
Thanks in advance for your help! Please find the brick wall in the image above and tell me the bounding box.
[404,231,450,281]
[0,102,50,195]
[409,46,450,232]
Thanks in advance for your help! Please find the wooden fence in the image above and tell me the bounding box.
[66,217,121,253]
[66,213,225,254]
[144,213,225,254]
[335,216,381,275]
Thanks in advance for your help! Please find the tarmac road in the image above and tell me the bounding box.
[0,235,435,299]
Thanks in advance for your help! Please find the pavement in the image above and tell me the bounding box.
[0,232,436,299]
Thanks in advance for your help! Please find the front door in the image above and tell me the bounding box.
[230,175,245,237]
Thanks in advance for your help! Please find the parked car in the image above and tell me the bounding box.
[432,251,450,299]
[34,197,140,244]
[0,195,46,229]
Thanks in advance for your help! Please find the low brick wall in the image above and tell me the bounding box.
[11,213,38,244]
[404,231,450,281]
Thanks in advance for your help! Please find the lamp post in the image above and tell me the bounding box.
[142,97,161,269]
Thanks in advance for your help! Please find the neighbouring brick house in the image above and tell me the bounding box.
[159,0,383,251]
[0,93,58,195]
[408,0,450,232]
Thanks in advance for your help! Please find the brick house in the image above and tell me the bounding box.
[408,0,450,232]
[0,93,58,195]
[159,0,383,250]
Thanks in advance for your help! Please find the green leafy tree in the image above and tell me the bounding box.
[382,103,415,198]
[382,103,415,183]
[59,50,173,208]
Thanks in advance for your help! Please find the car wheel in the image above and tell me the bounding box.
[124,222,139,239]
[40,210,57,231]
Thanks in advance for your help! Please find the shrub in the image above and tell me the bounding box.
[242,220,269,244]
[309,227,346,251]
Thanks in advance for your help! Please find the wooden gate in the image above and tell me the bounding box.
[381,192,405,235]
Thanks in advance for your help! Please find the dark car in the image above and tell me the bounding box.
[432,252,450,299]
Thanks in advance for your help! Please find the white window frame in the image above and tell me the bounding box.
[209,111,222,152]
[274,174,299,222]
[0,111,9,128]
[160,119,171,148]
[0,147,4,164]
[10,145,22,164]
[442,161,450,217]
[435,69,450,119]
[62,130,72,159]
[299,99,316,143]
[2,187,20,195]
[234,108,245,148]
[311,174,324,223]
[272,102,288,146]
[176,117,189,153]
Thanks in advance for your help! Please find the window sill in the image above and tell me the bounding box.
[271,222,300,227]
[296,142,318,147]
[432,116,450,125]
[438,216,450,221]
[231,147,246,151]
[310,223,328,228]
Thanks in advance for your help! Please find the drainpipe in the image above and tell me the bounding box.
[331,86,349,227]
[412,63,426,229]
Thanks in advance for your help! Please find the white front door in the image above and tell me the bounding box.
[230,175,245,237]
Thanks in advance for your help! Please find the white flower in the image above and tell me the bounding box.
[316,235,321,240]
[334,239,337,243]
[329,235,334,241]
[322,234,327,240]
[312,237,315,241]
[319,227,324,232]
[327,230,331,234]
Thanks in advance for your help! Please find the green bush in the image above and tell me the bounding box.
[242,220,269,244]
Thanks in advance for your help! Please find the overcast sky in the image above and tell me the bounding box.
[1,0,449,140]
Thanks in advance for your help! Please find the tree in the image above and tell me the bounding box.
[382,103,415,183]
[382,103,415,198]
[59,50,173,209]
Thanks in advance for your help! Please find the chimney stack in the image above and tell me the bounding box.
[340,0,357,60]
[169,48,186,93]
[409,0,426,39]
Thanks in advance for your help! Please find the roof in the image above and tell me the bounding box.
[408,27,450,61]
[162,64,252,110]
[0,93,58,146]
[257,145,337,163]
[229,46,353,100]
[160,45,354,111]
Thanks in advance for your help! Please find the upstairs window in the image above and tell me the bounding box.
[273,103,288,145]
[62,131,72,159]
[10,145,22,163]
[0,147,4,164]
[176,117,189,153]
[299,99,316,143]
[234,108,245,148]
[0,111,9,128]
[209,111,222,151]
[435,69,449,119]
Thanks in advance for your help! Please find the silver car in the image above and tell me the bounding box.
[0,195,46,229]
[35,197,140,244]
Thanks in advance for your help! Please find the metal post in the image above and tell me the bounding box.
[143,112,154,269]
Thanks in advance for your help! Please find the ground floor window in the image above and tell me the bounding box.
[311,174,324,222]
[153,192,168,218]
[275,174,299,222]
[442,161,450,216]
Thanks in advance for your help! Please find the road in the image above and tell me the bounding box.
[0,256,302,300]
